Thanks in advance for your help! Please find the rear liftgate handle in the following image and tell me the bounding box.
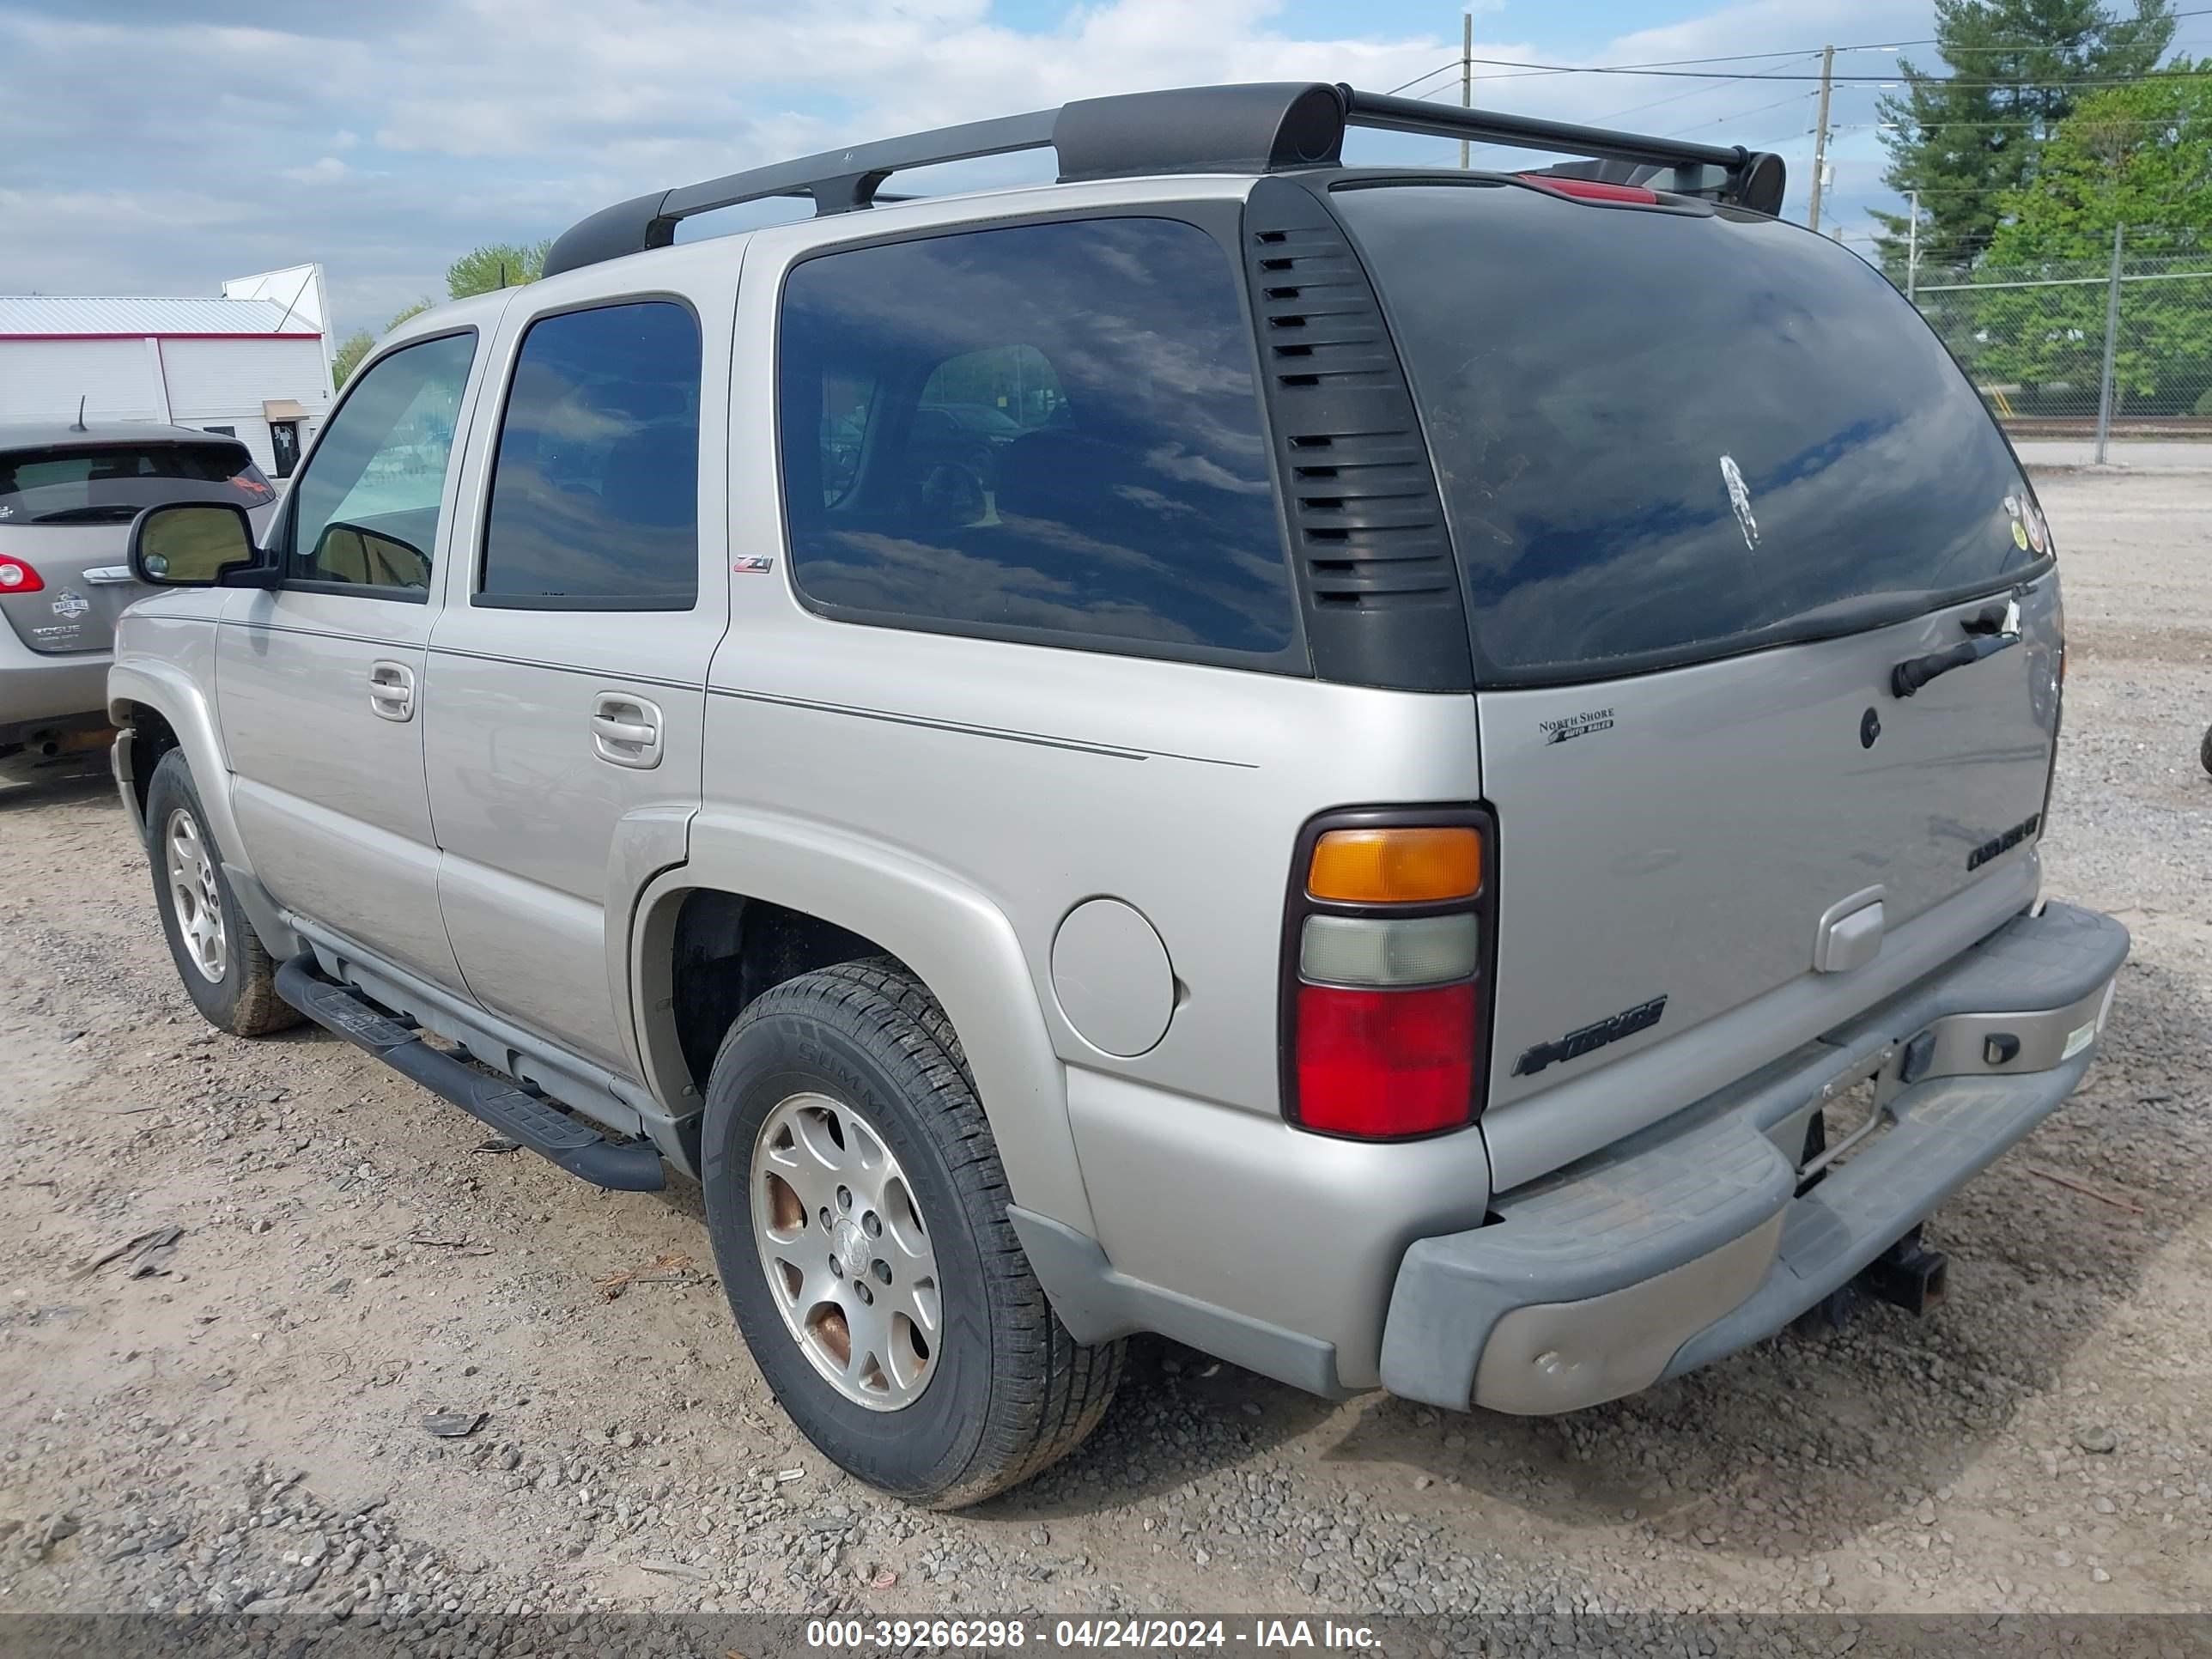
[367,659,416,722]
[591,691,664,769]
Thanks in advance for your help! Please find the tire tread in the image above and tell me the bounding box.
[712,957,1121,1507]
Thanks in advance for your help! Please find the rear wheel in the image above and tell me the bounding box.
[144,751,299,1037]
[701,959,1121,1506]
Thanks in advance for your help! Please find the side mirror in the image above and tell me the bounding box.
[128,501,265,587]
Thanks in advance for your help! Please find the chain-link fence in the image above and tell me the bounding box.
[1909,240,2212,447]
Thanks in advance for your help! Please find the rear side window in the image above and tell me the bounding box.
[479,301,702,609]
[1330,183,2040,683]
[0,442,274,526]
[777,216,1297,660]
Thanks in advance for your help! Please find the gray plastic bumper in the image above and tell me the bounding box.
[1379,900,2130,1415]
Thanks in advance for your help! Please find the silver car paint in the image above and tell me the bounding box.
[1476,581,2063,1181]
[219,588,469,989]
[106,171,2087,1394]
[211,298,508,994]
[422,262,736,1072]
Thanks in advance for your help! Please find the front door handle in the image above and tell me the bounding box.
[592,692,664,769]
[368,659,416,722]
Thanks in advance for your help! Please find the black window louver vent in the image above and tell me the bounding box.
[1242,177,1471,692]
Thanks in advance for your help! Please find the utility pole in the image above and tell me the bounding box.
[2094,222,2125,465]
[1807,43,1835,233]
[1459,11,1473,169]
[1906,188,1919,300]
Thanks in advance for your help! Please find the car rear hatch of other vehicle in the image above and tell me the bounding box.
[0,437,277,655]
[1329,177,2061,1182]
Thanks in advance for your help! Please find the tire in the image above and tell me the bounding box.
[2202,723,2212,777]
[143,750,301,1038]
[702,959,1122,1507]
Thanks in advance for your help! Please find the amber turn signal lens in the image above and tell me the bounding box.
[1308,827,1482,904]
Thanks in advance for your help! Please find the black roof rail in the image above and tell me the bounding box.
[543,82,1785,277]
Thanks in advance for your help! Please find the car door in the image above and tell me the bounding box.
[425,289,728,1072]
[217,327,487,990]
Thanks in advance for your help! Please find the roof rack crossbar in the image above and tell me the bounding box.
[1340,89,1745,178]
[544,111,1060,276]
[543,82,1786,278]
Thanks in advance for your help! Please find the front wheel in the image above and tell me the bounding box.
[701,959,1121,1506]
[143,751,300,1037]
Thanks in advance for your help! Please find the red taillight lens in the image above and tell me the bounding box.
[0,556,46,593]
[1294,981,1478,1139]
[1518,174,1660,204]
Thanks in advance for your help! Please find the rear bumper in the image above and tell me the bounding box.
[0,625,112,748]
[1380,900,2130,1414]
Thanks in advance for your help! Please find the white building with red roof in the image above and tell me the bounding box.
[0,264,334,481]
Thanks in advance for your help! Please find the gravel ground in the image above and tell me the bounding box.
[1,470,2208,1638]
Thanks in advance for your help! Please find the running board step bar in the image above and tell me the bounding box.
[275,955,665,1192]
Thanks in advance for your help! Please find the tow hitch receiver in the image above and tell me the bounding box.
[1856,1226,1949,1316]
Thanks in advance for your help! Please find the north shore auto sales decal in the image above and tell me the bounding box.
[1539,707,1615,746]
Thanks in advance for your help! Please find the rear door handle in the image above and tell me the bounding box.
[592,692,664,769]
[368,659,416,722]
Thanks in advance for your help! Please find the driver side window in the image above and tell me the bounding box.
[286,331,477,596]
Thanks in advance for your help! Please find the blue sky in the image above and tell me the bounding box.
[3,0,2200,335]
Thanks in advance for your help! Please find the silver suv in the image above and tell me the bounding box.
[108,82,2129,1506]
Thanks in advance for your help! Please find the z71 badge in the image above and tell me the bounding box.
[1514,994,1669,1076]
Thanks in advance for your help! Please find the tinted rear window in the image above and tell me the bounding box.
[479,301,702,608]
[0,441,275,526]
[777,216,1298,662]
[1330,182,2039,683]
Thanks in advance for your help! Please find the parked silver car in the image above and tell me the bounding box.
[0,422,276,763]
[107,82,2128,1506]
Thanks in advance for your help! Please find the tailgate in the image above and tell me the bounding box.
[1328,176,2061,1163]
[1480,586,2061,1116]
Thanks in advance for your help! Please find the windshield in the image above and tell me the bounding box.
[0,441,276,526]
[1329,180,2041,684]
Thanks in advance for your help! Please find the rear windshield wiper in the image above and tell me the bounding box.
[1892,597,2021,698]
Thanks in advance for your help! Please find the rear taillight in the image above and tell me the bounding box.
[0,556,46,593]
[1281,809,1495,1140]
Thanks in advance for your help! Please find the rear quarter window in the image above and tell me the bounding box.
[775,216,1300,664]
[1329,181,2042,684]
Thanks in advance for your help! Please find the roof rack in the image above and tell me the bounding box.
[543,82,1787,277]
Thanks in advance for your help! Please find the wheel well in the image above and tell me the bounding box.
[668,891,901,1097]
[124,704,179,823]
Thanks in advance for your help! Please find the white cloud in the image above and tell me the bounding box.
[1,0,1942,326]
[281,157,354,185]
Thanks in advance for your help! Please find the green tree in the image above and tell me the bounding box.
[1972,66,2212,412]
[331,330,374,389]
[1872,0,2175,280]
[387,298,434,330]
[445,239,552,300]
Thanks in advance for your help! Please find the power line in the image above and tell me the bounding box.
[1386,60,1462,96]
[1658,88,1815,135]
[1593,52,1821,125]
[1359,9,2212,109]
[1451,54,2212,88]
